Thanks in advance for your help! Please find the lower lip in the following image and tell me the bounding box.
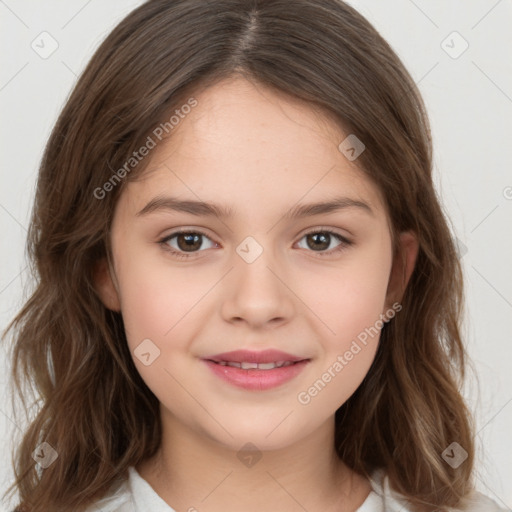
[203,360,310,391]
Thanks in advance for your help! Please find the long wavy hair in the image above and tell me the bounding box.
[2,0,475,510]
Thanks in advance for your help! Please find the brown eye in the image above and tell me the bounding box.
[176,233,203,252]
[305,232,330,251]
[160,230,217,259]
[296,230,352,256]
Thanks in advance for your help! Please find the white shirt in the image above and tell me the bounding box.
[85,466,510,512]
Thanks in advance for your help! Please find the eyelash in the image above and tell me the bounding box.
[158,227,353,260]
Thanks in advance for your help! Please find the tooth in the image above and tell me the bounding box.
[241,362,259,369]
[217,360,297,370]
[257,362,277,370]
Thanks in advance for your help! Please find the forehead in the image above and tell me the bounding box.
[119,76,388,222]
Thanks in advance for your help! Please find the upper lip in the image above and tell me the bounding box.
[204,349,309,364]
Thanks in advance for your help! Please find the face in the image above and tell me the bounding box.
[97,76,417,452]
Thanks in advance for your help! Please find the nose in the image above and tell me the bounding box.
[220,245,295,329]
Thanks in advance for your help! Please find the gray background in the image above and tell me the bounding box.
[1,1,511,510]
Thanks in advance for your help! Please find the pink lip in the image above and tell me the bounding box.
[205,349,306,364]
[203,360,309,390]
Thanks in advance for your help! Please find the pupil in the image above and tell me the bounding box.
[308,233,329,251]
[178,233,201,251]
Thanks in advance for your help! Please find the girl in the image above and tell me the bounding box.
[2,1,508,511]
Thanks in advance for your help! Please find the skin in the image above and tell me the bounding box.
[95,76,418,512]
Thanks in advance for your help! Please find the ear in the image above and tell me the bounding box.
[384,230,419,309]
[93,257,121,312]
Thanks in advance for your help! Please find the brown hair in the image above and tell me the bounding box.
[2,0,475,510]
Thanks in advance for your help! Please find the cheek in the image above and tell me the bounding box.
[116,261,206,394]
[119,266,207,343]
[296,252,391,341]
[295,262,389,411]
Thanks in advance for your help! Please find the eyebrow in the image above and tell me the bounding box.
[136,195,374,219]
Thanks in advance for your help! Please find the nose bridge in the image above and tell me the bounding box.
[220,234,294,327]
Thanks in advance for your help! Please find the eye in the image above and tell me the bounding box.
[159,229,218,259]
[296,229,353,256]
[158,227,353,260]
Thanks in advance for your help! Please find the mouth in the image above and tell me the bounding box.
[206,359,308,370]
[202,357,311,391]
